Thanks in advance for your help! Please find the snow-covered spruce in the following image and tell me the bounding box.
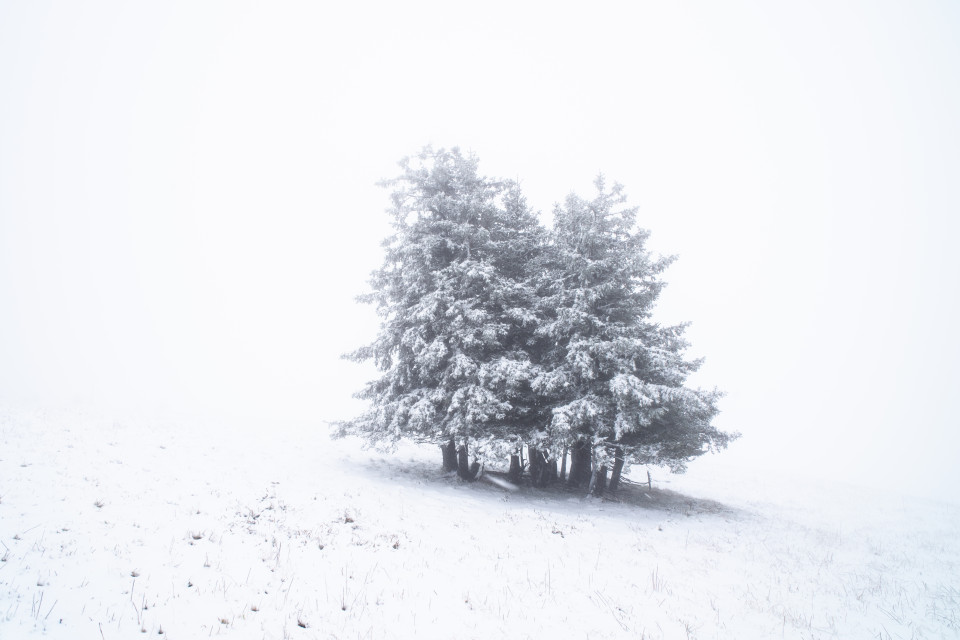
[335,147,547,479]
[532,177,737,493]
[336,148,737,490]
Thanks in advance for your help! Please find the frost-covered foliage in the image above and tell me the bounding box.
[336,148,546,458]
[534,178,736,474]
[339,149,736,483]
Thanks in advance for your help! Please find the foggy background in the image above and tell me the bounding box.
[1,1,958,499]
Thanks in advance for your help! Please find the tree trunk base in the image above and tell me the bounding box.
[528,446,545,487]
[609,447,625,493]
[441,439,458,472]
[545,458,558,486]
[592,464,609,497]
[457,444,479,481]
[568,440,592,489]
[508,454,521,484]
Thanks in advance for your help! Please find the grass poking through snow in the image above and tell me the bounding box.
[0,404,958,639]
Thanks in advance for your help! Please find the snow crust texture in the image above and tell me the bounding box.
[1,404,958,639]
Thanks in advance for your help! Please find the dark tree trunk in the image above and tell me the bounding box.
[441,439,458,472]
[528,446,545,487]
[567,444,582,488]
[592,464,609,497]
[567,445,580,487]
[608,447,625,492]
[559,446,568,483]
[577,442,593,487]
[508,454,521,484]
[457,443,479,481]
[568,440,592,489]
[583,443,595,487]
[544,458,558,486]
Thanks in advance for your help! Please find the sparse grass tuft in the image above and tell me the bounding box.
[651,566,665,592]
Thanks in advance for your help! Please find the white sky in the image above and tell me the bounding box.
[2,1,958,498]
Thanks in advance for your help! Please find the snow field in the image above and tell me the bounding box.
[1,404,958,639]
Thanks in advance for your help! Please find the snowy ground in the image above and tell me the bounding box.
[1,403,958,639]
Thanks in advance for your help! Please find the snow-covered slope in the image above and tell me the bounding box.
[1,403,957,639]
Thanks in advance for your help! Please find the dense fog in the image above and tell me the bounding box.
[2,1,958,499]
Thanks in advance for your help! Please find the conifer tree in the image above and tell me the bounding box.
[534,177,736,492]
[336,147,546,478]
[340,149,735,489]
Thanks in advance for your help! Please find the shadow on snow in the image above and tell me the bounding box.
[353,449,740,520]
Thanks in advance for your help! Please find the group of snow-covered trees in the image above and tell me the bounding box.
[337,147,736,494]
